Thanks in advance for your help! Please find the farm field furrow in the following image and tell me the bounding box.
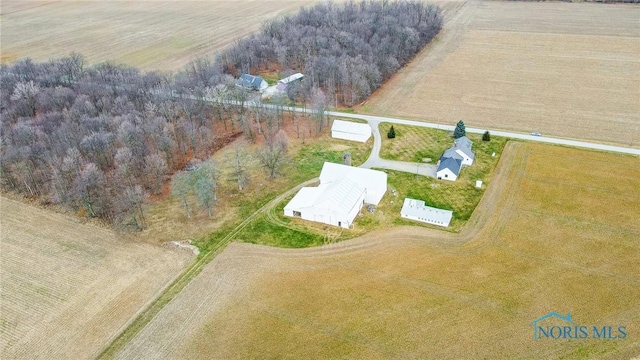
[0,197,192,359]
[362,1,640,146]
[1,0,346,71]
[115,142,640,358]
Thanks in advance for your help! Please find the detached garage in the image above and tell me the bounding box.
[284,162,387,229]
[400,198,453,227]
[331,120,372,143]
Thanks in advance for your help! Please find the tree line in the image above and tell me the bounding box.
[219,0,442,106]
[1,1,443,228]
[0,54,310,227]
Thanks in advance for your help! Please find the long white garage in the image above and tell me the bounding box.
[331,119,372,143]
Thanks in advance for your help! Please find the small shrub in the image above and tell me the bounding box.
[387,125,396,139]
[483,131,491,142]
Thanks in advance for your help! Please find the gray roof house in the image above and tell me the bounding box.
[442,147,463,160]
[452,136,475,165]
[436,156,462,181]
[237,74,268,91]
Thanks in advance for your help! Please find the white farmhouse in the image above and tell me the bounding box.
[400,198,453,227]
[331,120,372,143]
[436,156,462,181]
[284,162,387,229]
[436,136,474,181]
[452,136,475,165]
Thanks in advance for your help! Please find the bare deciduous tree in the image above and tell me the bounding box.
[257,130,289,179]
[171,171,193,218]
[144,152,168,194]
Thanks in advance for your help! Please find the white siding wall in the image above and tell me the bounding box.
[436,168,457,181]
[455,149,473,165]
[331,130,370,143]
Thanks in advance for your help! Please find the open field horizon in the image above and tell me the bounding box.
[0,0,345,71]
[361,1,640,147]
[113,142,640,359]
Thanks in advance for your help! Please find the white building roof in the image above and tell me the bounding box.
[285,162,387,214]
[319,162,386,204]
[278,73,304,84]
[284,187,324,211]
[331,120,371,137]
[315,176,365,214]
[400,198,453,227]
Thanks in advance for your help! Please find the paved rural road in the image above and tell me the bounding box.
[326,111,640,156]
[184,95,640,156]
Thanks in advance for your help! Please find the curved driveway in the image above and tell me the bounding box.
[357,118,437,177]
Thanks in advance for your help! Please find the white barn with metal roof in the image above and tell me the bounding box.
[400,198,453,227]
[331,120,372,143]
[284,162,387,229]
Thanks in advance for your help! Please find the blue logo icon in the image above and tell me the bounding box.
[531,312,627,341]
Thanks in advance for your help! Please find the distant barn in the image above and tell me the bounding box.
[278,72,304,85]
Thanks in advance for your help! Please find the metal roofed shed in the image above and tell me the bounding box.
[284,162,387,229]
[331,119,372,143]
[400,198,453,227]
[278,73,304,84]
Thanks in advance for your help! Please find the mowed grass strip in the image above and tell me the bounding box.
[379,122,454,162]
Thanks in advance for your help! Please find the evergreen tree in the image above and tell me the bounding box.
[453,120,466,139]
[482,130,491,142]
[387,125,396,139]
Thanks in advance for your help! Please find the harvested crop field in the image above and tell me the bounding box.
[362,1,640,147]
[114,142,640,359]
[0,197,192,359]
[0,0,342,71]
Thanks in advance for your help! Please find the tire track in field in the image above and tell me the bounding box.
[102,177,320,359]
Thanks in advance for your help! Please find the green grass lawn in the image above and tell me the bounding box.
[235,124,508,244]
[379,123,509,230]
[379,122,454,162]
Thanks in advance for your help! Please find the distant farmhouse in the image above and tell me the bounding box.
[237,73,268,92]
[284,162,387,229]
[436,136,475,181]
[331,119,372,143]
[261,72,304,99]
[400,198,453,227]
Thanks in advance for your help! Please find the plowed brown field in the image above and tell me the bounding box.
[361,1,640,146]
[0,197,192,359]
[1,0,345,71]
[115,142,640,359]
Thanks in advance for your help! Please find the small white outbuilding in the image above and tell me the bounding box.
[400,198,453,227]
[331,120,372,143]
[284,162,387,229]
